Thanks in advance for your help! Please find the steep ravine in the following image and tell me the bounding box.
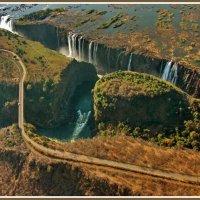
[25,59,97,128]
[0,82,18,127]
[0,60,97,128]
[15,23,200,98]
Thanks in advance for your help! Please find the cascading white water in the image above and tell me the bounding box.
[78,36,83,60]
[0,15,13,32]
[168,63,178,85]
[67,32,78,58]
[88,41,93,63]
[161,61,172,81]
[93,43,98,65]
[127,53,133,71]
[161,61,178,85]
[72,33,77,58]
[71,110,91,141]
[68,32,73,57]
[67,32,89,62]
[81,37,85,61]
[66,32,138,74]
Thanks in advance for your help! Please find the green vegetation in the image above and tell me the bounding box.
[20,9,52,21]
[98,13,123,29]
[86,9,95,15]
[156,9,174,29]
[18,8,65,22]
[94,71,200,151]
[24,123,59,150]
[97,99,200,151]
[113,20,125,28]
[95,71,177,97]
[0,29,71,82]
[94,71,192,135]
[97,11,107,15]
[0,54,19,81]
[0,124,22,147]
[75,18,91,27]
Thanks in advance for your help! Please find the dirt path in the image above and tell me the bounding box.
[2,48,200,187]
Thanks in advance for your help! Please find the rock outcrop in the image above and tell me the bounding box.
[94,71,192,131]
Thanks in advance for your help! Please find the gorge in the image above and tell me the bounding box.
[14,22,200,98]
[0,11,199,141]
[0,4,200,196]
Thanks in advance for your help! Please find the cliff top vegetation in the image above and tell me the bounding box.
[0,29,71,83]
[15,5,200,71]
[94,71,185,98]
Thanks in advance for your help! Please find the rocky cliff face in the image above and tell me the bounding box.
[0,59,97,128]
[25,60,97,128]
[15,23,60,50]
[15,23,200,98]
[177,65,200,99]
[0,82,18,128]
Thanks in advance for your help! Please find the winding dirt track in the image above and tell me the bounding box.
[1,48,200,186]
[0,49,26,129]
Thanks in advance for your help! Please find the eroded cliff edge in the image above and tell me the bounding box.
[14,8,200,98]
[0,29,97,128]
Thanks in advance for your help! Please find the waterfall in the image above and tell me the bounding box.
[67,32,78,58]
[67,33,99,65]
[127,53,133,71]
[88,41,93,63]
[161,61,172,81]
[93,43,98,65]
[68,32,73,57]
[0,15,14,32]
[81,38,85,61]
[168,63,178,85]
[71,110,91,141]
[161,61,178,85]
[72,33,77,58]
[78,36,83,60]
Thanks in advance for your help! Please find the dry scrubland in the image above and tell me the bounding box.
[0,54,19,83]
[27,128,200,177]
[0,5,200,195]
[0,29,71,82]
[26,71,200,179]
[1,125,200,196]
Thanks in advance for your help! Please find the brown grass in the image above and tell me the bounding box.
[0,161,16,195]
[0,29,71,83]
[31,133,200,177]
[73,161,200,196]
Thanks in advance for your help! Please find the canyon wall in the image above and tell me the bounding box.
[15,23,200,98]
[0,82,18,127]
[25,59,97,128]
[0,60,97,128]
[94,71,192,131]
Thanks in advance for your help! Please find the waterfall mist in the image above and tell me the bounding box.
[0,15,14,33]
